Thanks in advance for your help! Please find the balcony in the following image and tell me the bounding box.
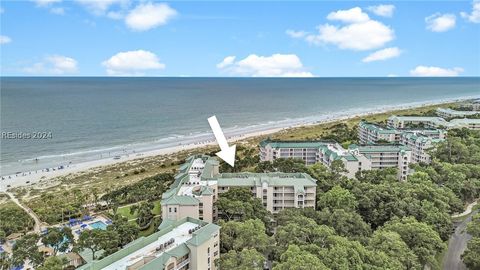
[176,259,190,270]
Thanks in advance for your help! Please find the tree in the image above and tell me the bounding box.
[77,229,119,260]
[11,234,44,268]
[108,215,139,247]
[218,248,266,270]
[369,230,421,269]
[219,219,271,253]
[273,245,328,270]
[462,237,480,269]
[37,256,68,270]
[136,202,154,228]
[42,227,74,255]
[317,185,358,211]
[216,187,271,226]
[381,217,445,267]
[316,208,371,242]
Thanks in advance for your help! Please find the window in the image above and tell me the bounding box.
[208,247,210,253]
[169,207,171,213]
[174,207,177,213]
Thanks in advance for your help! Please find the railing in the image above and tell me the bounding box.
[176,259,190,270]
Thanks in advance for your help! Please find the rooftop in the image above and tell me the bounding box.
[259,139,335,149]
[349,144,411,153]
[436,108,479,116]
[78,217,219,270]
[217,172,316,193]
[359,121,397,134]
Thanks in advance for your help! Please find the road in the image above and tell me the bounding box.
[4,191,43,233]
[442,209,478,270]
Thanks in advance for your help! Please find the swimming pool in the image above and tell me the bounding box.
[89,221,108,230]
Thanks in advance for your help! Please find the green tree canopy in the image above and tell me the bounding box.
[218,248,266,270]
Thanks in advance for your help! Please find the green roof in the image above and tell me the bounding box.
[192,185,214,196]
[186,223,220,247]
[217,172,316,194]
[200,158,219,179]
[259,139,334,149]
[350,144,411,153]
[162,195,199,206]
[78,217,211,270]
[359,121,397,134]
[138,244,190,270]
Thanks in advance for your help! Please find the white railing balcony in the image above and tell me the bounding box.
[176,259,190,270]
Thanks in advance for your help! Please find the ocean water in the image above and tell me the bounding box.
[1,77,479,175]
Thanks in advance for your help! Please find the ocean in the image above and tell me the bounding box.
[1,77,479,176]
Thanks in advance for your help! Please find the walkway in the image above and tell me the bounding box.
[4,191,42,233]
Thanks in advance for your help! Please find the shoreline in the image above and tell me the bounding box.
[0,96,476,191]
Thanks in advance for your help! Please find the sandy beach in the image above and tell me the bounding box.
[0,96,476,192]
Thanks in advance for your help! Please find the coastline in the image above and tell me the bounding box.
[0,96,476,192]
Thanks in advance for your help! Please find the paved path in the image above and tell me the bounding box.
[443,209,478,270]
[4,191,42,233]
[452,200,478,218]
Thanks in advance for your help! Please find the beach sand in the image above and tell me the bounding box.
[0,97,472,191]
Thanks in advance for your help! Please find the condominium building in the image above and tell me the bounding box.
[78,217,220,270]
[449,118,480,130]
[217,172,317,213]
[436,108,479,119]
[260,139,371,178]
[161,155,219,223]
[388,115,480,130]
[400,133,442,164]
[163,154,318,219]
[259,140,332,165]
[358,121,446,144]
[349,144,412,181]
[387,116,449,129]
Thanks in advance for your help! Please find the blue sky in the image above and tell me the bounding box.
[1,1,479,77]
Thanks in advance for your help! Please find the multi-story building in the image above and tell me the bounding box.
[400,133,442,164]
[358,121,446,144]
[388,115,480,130]
[358,121,398,144]
[161,155,219,223]
[163,154,318,219]
[436,108,479,119]
[449,118,480,130]
[78,217,220,270]
[387,116,449,129]
[348,144,412,181]
[260,139,371,178]
[259,140,331,165]
[216,172,317,213]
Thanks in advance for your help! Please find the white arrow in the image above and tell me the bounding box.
[208,115,236,167]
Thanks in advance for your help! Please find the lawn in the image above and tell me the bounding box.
[116,200,161,221]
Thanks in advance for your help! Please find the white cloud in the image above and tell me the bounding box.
[367,5,395,17]
[461,0,480,23]
[75,0,128,16]
[23,55,78,75]
[291,7,394,51]
[216,56,236,69]
[285,30,308,39]
[217,54,314,77]
[425,13,456,32]
[410,66,464,77]
[102,50,165,76]
[125,2,177,31]
[326,7,369,23]
[0,35,12,44]
[387,74,398,77]
[362,47,401,63]
[50,7,65,15]
[33,0,61,7]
